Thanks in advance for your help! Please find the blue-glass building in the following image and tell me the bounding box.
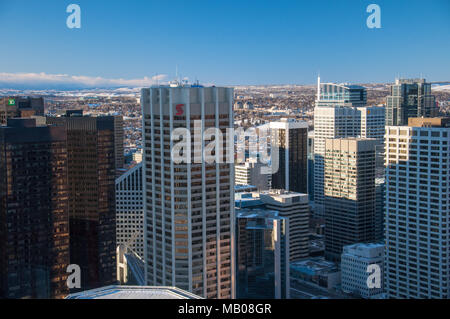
[236,208,290,299]
[316,82,367,108]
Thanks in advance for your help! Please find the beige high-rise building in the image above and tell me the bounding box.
[141,83,234,299]
[323,138,378,261]
[357,106,385,140]
[259,190,309,262]
[313,107,361,216]
[385,118,450,298]
[235,159,271,191]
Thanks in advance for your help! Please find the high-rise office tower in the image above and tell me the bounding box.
[385,118,450,299]
[235,159,271,191]
[114,115,125,170]
[313,107,360,215]
[307,131,315,201]
[0,96,45,125]
[141,84,234,299]
[357,106,386,241]
[375,178,385,242]
[324,138,378,261]
[315,80,367,108]
[47,111,117,291]
[386,78,437,126]
[357,106,386,140]
[236,209,290,299]
[116,163,144,258]
[269,119,308,194]
[259,190,309,261]
[313,79,367,215]
[0,119,69,299]
[341,243,384,299]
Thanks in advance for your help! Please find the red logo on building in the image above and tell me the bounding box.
[175,104,185,116]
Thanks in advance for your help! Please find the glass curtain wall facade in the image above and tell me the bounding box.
[236,209,290,299]
[0,119,69,299]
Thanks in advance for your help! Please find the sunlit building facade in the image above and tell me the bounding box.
[260,190,309,261]
[141,84,235,299]
[385,118,450,298]
[324,138,378,261]
[386,78,437,126]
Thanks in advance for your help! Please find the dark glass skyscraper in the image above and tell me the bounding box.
[0,97,45,125]
[47,111,117,291]
[386,78,437,126]
[236,209,290,299]
[0,119,69,299]
[269,119,308,194]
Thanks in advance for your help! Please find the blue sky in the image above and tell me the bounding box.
[0,0,449,87]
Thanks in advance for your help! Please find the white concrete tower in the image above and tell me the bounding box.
[141,84,235,299]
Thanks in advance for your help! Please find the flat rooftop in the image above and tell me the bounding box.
[260,189,308,199]
[342,242,384,259]
[259,190,309,206]
[291,257,338,274]
[66,285,203,299]
[236,208,281,220]
[408,117,450,128]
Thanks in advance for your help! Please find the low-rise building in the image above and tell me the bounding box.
[341,243,384,299]
[290,257,340,290]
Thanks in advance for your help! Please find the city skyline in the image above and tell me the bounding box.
[0,0,449,87]
[2,0,450,304]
